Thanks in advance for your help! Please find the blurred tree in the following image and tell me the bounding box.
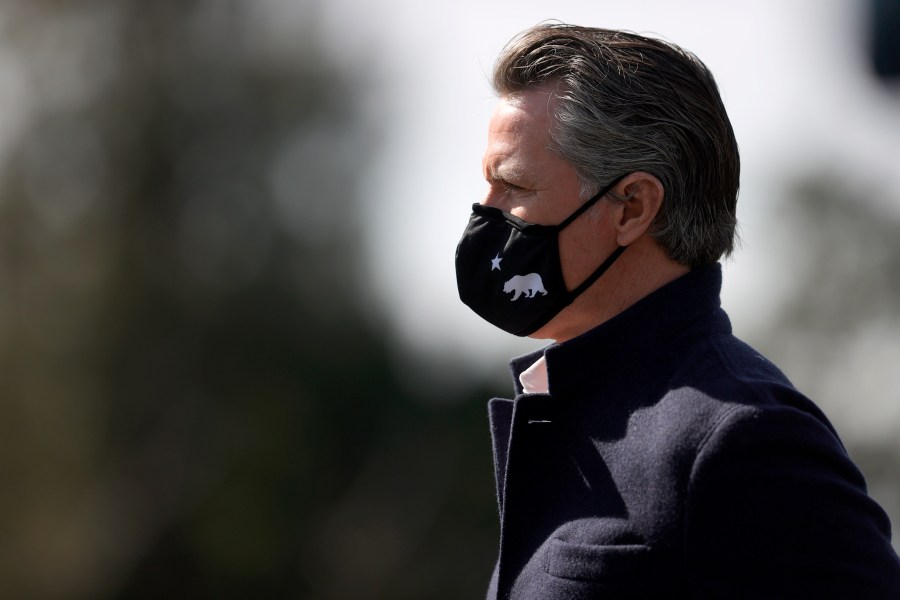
[748,172,900,551]
[0,1,499,599]
[869,0,900,80]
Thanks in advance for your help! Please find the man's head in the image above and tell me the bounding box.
[491,24,740,268]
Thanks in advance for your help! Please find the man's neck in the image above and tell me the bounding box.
[532,240,690,343]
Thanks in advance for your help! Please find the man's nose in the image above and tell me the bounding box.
[481,187,509,210]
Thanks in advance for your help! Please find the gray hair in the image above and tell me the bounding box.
[492,24,740,268]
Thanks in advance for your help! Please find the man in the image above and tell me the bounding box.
[455,25,900,599]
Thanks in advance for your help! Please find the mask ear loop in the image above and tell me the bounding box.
[555,174,627,230]
[565,245,627,301]
[554,173,630,303]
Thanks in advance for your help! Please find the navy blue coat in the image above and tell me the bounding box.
[486,265,900,599]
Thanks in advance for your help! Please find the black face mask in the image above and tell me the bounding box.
[455,175,627,337]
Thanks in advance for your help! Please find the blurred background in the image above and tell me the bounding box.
[0,0,897,598]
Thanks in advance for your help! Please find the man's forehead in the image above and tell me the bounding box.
[506,86,558,110]
[494,89,557,125]
[481,127,532,179]
[483,90,557,175]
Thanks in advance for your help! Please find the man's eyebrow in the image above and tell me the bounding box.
[486,163,526,182]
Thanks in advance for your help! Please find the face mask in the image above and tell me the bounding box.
[455,175,626,337]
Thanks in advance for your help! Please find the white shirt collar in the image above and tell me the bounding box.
[519,355,549,394]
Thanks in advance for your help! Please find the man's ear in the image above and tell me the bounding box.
[611,171,664,246]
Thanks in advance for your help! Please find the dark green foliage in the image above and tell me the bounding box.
[0,1,501,598]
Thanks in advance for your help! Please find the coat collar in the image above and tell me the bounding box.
[508,263,731,400]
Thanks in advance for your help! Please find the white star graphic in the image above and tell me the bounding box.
[491,253,502,271]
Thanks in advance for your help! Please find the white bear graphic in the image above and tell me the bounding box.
[503,273,548,301]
